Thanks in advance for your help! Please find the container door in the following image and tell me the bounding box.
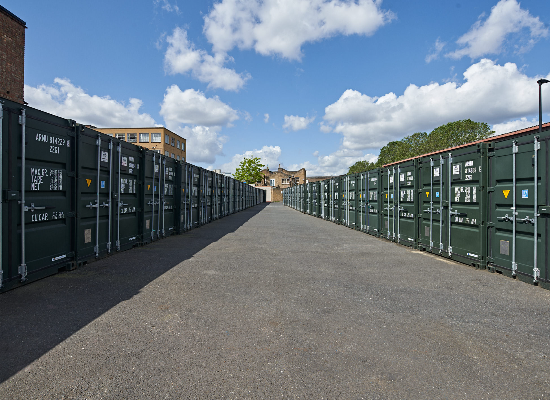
[367,169,381,236]
[142,150,160,244]
[77,127,115,261]
[162,157,177,237]
[192,166,200,227]
[114,141,141,251]
[419,156,446,254]
[396,161,417,247]
[1,101,75,291]
[382,168,396,240]
[445,146,487,268]
[489,136,547,283]
[206,171,212,222]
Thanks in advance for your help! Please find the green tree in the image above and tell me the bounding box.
[375,120,494,166]
[423,119,493,152]
[347,160,377,175]
[233,156,265,184]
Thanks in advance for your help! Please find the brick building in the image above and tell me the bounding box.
[0,5,26,104]
[94,127,187,161]
[307,176,338,183]
[260,165,306,188]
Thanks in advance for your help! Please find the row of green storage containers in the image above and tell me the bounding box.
[284,124,550,290]
[0,97,265,293]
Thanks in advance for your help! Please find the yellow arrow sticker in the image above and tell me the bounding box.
[503,189,510,198]
[86,179,92,187]
[386,194,388,198]
[426,191,429,198]
[148,185,151,191]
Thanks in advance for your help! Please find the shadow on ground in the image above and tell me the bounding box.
[0,204,268,383]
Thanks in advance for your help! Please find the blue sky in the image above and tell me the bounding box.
[5,0,550,175]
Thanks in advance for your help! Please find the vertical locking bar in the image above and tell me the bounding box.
[439,155,443,252]
[0,103,3,287]
[387,169,390,239]
[107,139,112,253]
[430,158,434,249]
[512,141,518,275]
[18,109,27,280]
[116,143,121,251]
[157,156,161,236]
[392,168,396,240]
[151,153,155,240]
[162,158,166,237]
[95,134,101,258]
[448,153,453,256]
[533,136,540,282]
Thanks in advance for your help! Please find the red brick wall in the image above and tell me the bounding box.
[0,11,25,104]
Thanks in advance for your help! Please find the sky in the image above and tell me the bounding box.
[5,0,550,176]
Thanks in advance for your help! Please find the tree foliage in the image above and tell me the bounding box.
[375,119,494,166]
[347,160,377,175]
[233,156,265,184]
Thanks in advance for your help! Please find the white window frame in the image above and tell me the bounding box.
[115,133,125,141]
[127,133,137,143]
[139,133,149,143]
[151,133,161,143]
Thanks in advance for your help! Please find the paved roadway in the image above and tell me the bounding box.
[1,202,550,399]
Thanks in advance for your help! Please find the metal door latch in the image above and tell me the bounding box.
[23,203,47,212]
[518,215,535,224]
[497,214,515,222]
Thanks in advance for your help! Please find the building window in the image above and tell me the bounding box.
[171,137,175,147]
[151,133,161,143]
[127,133,137,143]
[139,133,149,143]
[165,134,170,144]
[171,153,175,158]
[282,178,289,184]
[270,179,275,187]
[115,133,125,141]
[176,140,180,149]
[181,142,185,152]
[165,151,169,156]
[176,155,180,161]
[182,156,185,162]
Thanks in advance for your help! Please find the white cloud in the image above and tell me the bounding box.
[243,111,253,122]
[283,114,315,131]
[264,113,270,123]
[322,59,550,150]
[24,78,156,127]
[160,85,239,164]
[219,145,282,175]
[289,149,377,176]
[160,85,239,127]
[492,117,539,136]
[319,122,333,133]
[164,27,250,91]
[425,38,446,63]
[203,0,395,61]
[446,0,548,59]
[154,0,180,13]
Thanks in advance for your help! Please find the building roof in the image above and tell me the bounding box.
[0,5,26,27]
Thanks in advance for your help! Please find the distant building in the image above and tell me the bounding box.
[93,127,187,161]
[307,176,338,183]
[260,165,306,188]
[0,5,26,104]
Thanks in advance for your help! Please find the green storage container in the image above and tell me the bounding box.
[1,99,76,292]
[381,167,396,240]
[487,129,550,287]
[417,143,488,268]
[342,174,357,229]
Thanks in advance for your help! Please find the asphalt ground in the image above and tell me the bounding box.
[1,202,550,399]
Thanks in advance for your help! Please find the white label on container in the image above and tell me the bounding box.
[101,151,109,163]
[433,167,440,177]
[122,156,128,167]
[453,165,460,175]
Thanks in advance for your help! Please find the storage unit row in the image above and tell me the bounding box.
[283,124,550,290]
[0,97,265,293]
